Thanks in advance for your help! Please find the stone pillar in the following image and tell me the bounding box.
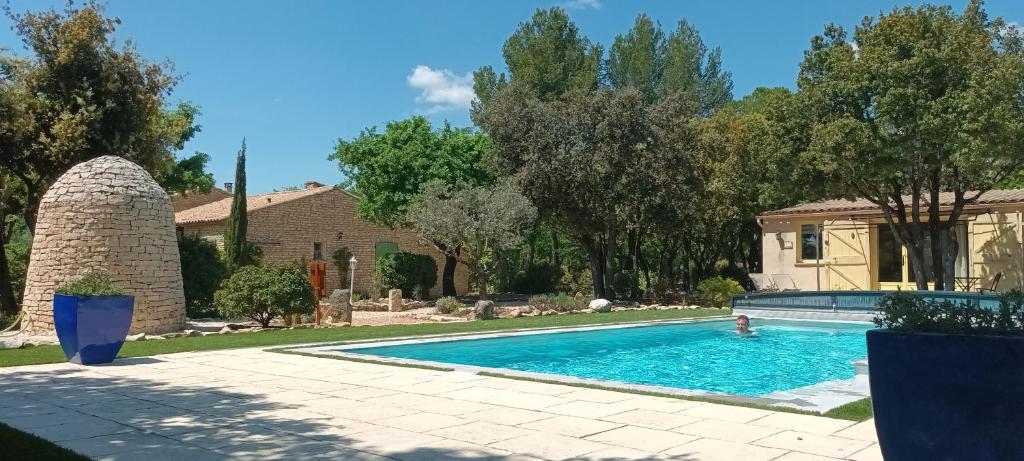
[388,289,404,312]
[328,289,352,324]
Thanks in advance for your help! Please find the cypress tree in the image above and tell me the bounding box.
[223,139,248,272]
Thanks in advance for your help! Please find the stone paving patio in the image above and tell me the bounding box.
[0,347,881,460]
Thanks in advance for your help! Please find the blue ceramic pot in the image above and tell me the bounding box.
[867,329,1024,461]
[53,294,134,365]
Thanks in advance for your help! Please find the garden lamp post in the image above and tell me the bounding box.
[348,256,357,305]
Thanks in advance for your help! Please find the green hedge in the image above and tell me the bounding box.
[374,252,438,299]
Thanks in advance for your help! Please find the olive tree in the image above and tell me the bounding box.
[407,181,537,300]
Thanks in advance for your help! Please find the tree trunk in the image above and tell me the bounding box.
[942,228,958,290]
[582,237,606,299]
[442,254,458,297]
[22,188,40,235]
[907,243,929,291]
[928,179,945,290]
[604,226,618,301]
[477,270,490,301]
[526,224,537,267]
[550,230,560,266]
[0,206,18,316]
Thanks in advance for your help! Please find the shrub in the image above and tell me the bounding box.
[528,292,587,312]
[55,272,125,296]
[875,291,1024,335]
[374,252,437,299]
[716,265,755,291]
[434,296,465,315]
[511,263,562,294]
[696,276,744,308]
[214,264,316,327]
[649,279,683,304]
[178,235,228,318]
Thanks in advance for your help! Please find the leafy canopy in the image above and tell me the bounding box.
[214,265,315,327]
[408,181,537,299]
[329,116,492,228]
[56,272,125,297]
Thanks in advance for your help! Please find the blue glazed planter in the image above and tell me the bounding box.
[867,329,1024,461]
[53,294,134,365]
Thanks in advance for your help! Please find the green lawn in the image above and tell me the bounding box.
[823,397,873,421]
[0,308,728,367]
[0,422,88,461]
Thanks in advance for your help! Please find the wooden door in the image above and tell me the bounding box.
[824,222,871,290]
[309,261,327,300]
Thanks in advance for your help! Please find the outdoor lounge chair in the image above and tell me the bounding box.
[980,272,1003,293]
[768,274,800,291]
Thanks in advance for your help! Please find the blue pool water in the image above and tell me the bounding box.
[347,319,871,396]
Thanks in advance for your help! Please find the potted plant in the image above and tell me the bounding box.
[53,272,134,365]
[868,291,1024,460]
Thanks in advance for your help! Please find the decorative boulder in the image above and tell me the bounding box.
[21,156,186,338]
[473,300,495,320]
[328,289,352,323]
[388,289,404,312]
[589,299,612,312]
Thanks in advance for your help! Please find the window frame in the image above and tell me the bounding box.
[797,223,824,264]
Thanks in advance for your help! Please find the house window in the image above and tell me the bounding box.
[800,224,823,261]
[313,242,324,260]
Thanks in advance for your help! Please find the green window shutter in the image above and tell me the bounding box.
[374,241,399,261]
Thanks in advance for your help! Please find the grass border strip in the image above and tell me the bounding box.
[268,348,455,371]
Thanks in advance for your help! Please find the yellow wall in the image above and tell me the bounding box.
[760,209,1024,292]
[760,219,830,291]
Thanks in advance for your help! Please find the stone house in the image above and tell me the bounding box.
[174,182,468,298]
[759,189,1024,292]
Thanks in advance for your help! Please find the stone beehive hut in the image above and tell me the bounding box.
[21,156,186,337]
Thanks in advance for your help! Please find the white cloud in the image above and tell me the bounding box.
[407,65,475,112]
[564,0,601,10]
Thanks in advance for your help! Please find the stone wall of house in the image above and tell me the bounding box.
[179,187,469,298]
[21,156,187,337]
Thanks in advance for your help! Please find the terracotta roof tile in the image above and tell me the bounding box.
[174,185,336,224]
[761,188,1024,218]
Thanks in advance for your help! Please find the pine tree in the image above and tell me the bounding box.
[223,139,249,272]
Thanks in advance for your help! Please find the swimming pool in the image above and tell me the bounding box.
[344,319,871,397]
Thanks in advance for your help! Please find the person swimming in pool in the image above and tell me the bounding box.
[735,314,755,335]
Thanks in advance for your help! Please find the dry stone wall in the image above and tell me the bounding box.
[21,156,186,337]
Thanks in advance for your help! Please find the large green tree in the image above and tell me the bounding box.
[329,117,492,296]
[474,7,601,106]
[0,3,210,313]
[799,0,1024,290]
[477,85,696,299]
[606,15,733,113]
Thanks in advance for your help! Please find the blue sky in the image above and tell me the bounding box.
[3,0,1023,193]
